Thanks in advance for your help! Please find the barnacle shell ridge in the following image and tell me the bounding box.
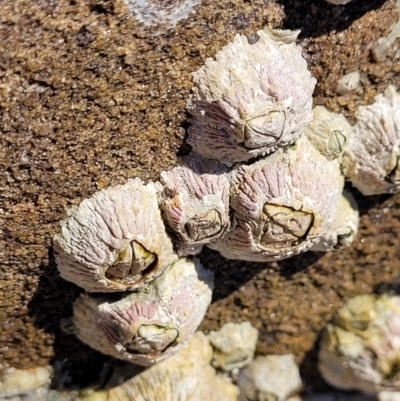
[160,153,230,256]
[342,85,400,195]
[70,257,214,366]
[53,178,178,292]
[318,294,400,394]
[187,28,316,166]
[208,135,345,261]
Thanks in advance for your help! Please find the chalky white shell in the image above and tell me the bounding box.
[208,322,258,372]
[318,294,400,394]
[160,153,230,256]
[342,86,400,195]
[311,190,359,252]
[53,178,178,292]
[102,332,239,401]
[208,136,345,262]
[304,105,353,160]
[187,28,316,167]
[71,258,214,366]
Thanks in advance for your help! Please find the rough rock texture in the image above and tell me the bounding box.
[1,0,400,395]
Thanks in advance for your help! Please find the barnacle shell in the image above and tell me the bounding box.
[53,178,178,292]
[237,355,302,401]
[101,332,238,401]
[318,294,400,394]
[311,190,359,252]
[187,28,316,166]
[70,257,214,366]
[160,153,230,256]
[342,86,400,195]
[208,136,344,262]
[304,105,353,160]
[208,322,258,372]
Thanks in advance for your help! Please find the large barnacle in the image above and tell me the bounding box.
[160,153,230,255]
[70,258,214,366]
[208,136,345,262]
[318,294,400,394]
[53,178,178,292]
[187,28,316,166]
[342,86,400,195]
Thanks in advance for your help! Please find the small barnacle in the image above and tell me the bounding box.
[99,332,238,401]
[208,135,345,262]
[186,27,316,166]
[71,258,214,366]
[318,294,400,394]
[237,355,303,401]
[208,322,258,372]
[304,105,353,160]
[311,190,359,252]
[53,178,178,292]
[160,153,230,255]
[342,85,400,195]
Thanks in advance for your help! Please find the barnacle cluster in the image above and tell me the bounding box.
[318,294,400,395]
[54,26,400,367]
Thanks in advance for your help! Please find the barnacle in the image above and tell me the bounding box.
[53,178,178,292]
[342,85,400,195]
[237,355,303,401]
[99,332,238,401]
[318,294,400,394]
[208,136,344,261]
[187,27,316,166]
[304,105,353,160]
[208,322,258,372]
[160,153,230,256]
[70,258,214,366]
[311,190,359,252]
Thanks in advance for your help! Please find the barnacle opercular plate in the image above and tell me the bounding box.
[342,85,400,195]
[160,153,230,256]
[304,105,353,160]
[208,135,345,262]
[187,28,316,166]
[53,178,178,292]
[318,294,400,394]
[70,257,214,366]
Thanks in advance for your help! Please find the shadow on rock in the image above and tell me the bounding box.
[280,0,389,38]
[28,248,113,390]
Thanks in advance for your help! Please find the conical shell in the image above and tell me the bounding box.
[71,258,214,366]
[318,294,400,394]
[304,105,353,160]
[53,178,178,292]
[208,135,345,262]
[187,28,316,167]
[160,153,230,256]
[342,86,400,195]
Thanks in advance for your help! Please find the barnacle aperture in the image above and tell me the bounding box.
[53,178,178,292]
[71,257,214,365]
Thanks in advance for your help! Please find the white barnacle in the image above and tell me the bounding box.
[208,322,258,372]
[342,85,400,195]
[318,294,400,394]
[304,105,353,160]
[53,178,178,292]
[208,135,344,262]
[311,190,359,252]
[70,258,214,366]
[187,27,316,167]
[160,153,231,256]
[97,332,238,401]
